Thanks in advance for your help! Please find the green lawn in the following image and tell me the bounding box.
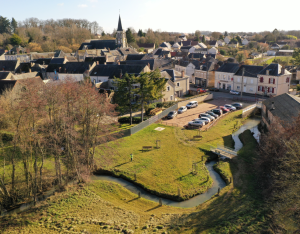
[94,111,242,200]
[213,161,232,184]
[265,56,292,65]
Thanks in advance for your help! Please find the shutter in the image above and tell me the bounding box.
[272,88,275,93]
[262,86,265,92]
[258,86,260,91]
[273,78,275,84]
[267,87,269,93]
[269,78,271,84]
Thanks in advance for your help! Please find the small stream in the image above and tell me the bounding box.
[1,118,261,215]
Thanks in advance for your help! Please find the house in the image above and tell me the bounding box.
[261,93,300,129]
[137,43,155,53]
[0,50,5,60]
[242,38,249,45]
[277,42,288,48]
[195,48,208,54]
[160,69,189,101]
[172,42,181,51]
[198,42,207,48]
[170,52,189,60]
[205,36,210,41]
[228,41,239,48]
[178,35,187,41]
[250,52,262,59]
[8,45,26,54]
[124,58,172,71]
[49,57,68,64]
[159,42,172,50]
[224,36,231,44]
[180,46,192,53]
[276,50,294,56]
[215,63,240,90]
[0,60,20,73]
[46,62,96,81]
[271,43,280,49]
[208,40,218,48]
[181,41,192,46]
[217,40,225,46]
[5,54,30,62]
[84,56,107,64]
[267,50,277,56]
[257,63,291,96]
[153,49,171,58]
[233,65,264,94]
[188,53,206,60]
[208,47,218,55]
[194,56,219,87]
[90,64,151,87]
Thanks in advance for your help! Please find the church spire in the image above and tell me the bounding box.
[117,15,123,31]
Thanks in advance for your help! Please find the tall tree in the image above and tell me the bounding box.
[126,28,135,43]
[136,70,167,121]
[10,33,22,45]
[113,73,138,125]
[0,16,11,34]
[195,30,201,38]
[224,31,228,37]
[292,48,300,66]
[11,18,17,33]
[202,35,206,43]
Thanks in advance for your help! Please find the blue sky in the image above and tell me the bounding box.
[2,0,299,33]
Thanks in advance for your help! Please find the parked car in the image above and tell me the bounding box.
[186,101,198,109]
[224,104,236,111]
[220,106,230,113]
[188,120,205,127]
[231,103,243,109]
[193,117,210,124]
[167,111,177,119]
[199,113,215,120]
[206,111,219,119]
[178,106,187,114]
[209,87,219,92]
[212,109,223,116]
[230,90,240,95]
[198,89,207,93]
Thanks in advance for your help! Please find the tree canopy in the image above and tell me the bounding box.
[10,33,22,45]
[126,28,135,43]
[292,48,300,66]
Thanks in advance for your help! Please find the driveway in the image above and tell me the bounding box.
[162,98,254,128]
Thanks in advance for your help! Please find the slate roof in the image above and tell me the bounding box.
[46,62,94,73]
[15,63,32,73]
[188,53,205,59]
[191,41,199,46]
[90,64,147,78]
[12,72,40,80]
[217,63,240,73]
[154,49,170,57]
[0,72,11,80]
[180,46,192,50]
[118,48,138,56]
[182,41,191,46]
[208,40,217,45]
[159,42,171,48]
[0,60,18,71]
[125,59,172,70]
[235,65,264,77]
[31,52,55,60]
[126,54,146,60]
[263,93,300,126]
[54,50,66,58]
[78,40,117,50]
[84,56,106,64]
[258,63,291,76]
[50,58,65,64]
[35,58,52,65]
[117,15,123,31]
[227,57,238,63]
[0,80,16,94]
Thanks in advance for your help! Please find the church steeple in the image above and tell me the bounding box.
[117,15,123,31]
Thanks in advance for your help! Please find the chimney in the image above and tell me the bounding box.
[29,68,31,73]
[181,70,185,78]
[97,61,99,65]
[271,102,275,110]
[266,70,269,75]
[281,66,285,75]
[59,67,61,73]
[108,48,111,52]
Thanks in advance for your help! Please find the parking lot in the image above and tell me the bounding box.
[162,98,254,128]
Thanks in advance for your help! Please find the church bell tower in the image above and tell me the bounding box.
[116,15,127,48]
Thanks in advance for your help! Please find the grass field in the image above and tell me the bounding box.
[95,110,242,200]
[0,128,270,234]
[265,56,292,65]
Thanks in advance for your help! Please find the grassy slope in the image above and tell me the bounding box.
[0,130,270,234]
[265,56,292,65]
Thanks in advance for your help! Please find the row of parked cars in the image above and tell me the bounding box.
[187,103,243,127]
[167,101,199,119]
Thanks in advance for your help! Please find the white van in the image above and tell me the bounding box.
[186,101,198,109]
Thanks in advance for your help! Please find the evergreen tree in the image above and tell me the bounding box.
[202,35,206,43]
[11,18,17,33]
[113,73,138,125]
[236,35,242,44]
[10,33,22,45]
[136,70,167,121]
[0,16,11,34]
[138,29,145,37]
[126,28,135,43]
[101,31,106,36]
[219,35,224,40]
[224,31,228,37]
[292,48,300,66]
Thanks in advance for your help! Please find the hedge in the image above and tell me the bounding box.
[118,117,143,124]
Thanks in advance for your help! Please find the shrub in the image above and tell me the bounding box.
[220,49,226,55]
[1,132,13,142]
[118,117,143,124]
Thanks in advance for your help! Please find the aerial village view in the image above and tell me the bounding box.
[0,0,299,233]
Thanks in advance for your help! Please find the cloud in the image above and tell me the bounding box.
[78,4,88,8]
[57,3,64,6]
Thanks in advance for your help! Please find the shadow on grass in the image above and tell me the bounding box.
[114,161,130,168]
[126,197,139,203]
[145,205,161,212]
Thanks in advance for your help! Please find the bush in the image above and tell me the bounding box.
[118,117,142,124]
[220,49,226,55]
[1,132,13,142]
[156,101,177,108]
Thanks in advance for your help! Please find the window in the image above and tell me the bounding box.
[167,86,170,91]
[223,74,226,79]
[286,77,290,83]
[170,95,173,100]
[228,76,230,81]
[249,87,254,92]
[237,86,240,90]
[260,77,264,83]
[237,78,240,82]
[251,79,253,84]
[177,82,180,87]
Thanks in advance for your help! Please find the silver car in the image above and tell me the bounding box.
[178,106,187,114]
[188,120,205,127]
[193,117,211,124]
[199,113,215,120]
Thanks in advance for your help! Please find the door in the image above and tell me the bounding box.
[223,84,226,89]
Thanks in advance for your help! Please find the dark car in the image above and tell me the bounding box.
[220,106,230,113]
[212,109,223,116]
[167,111,177,119]
[209,87,219,92]
[206,111,218,119]
[231,103,243,109]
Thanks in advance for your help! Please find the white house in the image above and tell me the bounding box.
[198,42,207,48]
[242,38,249,45]
[224,36,231,44]
[208,47,218,55]
[267,50,276,56]
[217,40,225,46]
[214,63,240,90]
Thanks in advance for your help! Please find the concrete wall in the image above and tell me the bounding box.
[177,93,213,106]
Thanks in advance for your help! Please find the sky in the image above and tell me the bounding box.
[1,0,299,34]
